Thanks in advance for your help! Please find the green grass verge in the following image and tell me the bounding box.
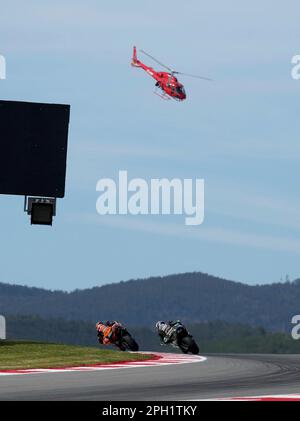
[0,340,152,371]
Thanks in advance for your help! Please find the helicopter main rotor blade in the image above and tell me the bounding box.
[173,71,213,81]
[140,49,173,73]
[140,49,213,81]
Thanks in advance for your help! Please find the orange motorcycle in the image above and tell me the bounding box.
[97,321,139,352]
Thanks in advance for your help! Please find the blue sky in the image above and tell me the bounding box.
[0,1,299,290]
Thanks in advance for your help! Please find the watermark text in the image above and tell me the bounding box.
[291,315,300,340]
[0,55,6,80]
[291,55,300,80]
[96,171,205,226]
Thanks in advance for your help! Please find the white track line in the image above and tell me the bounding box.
[0,352,206,376]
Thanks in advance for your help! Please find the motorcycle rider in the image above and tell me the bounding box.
[96,321,120,345]
[155,320,184,344]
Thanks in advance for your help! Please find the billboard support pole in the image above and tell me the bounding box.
[24,195,28,212]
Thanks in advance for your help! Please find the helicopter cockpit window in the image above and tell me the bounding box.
[176,86,185,95]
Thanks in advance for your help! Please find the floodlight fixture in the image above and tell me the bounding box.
[24,196,57,226]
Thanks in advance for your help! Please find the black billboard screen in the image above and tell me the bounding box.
[0,100,70,198]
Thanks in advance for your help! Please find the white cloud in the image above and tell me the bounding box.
[68,213,300,255]
[209,182,300,232]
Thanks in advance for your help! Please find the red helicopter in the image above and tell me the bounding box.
[131,46,212,101]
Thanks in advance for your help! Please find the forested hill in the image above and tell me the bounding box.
[0,272,299,331]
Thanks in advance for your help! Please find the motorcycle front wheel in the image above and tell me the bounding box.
[179,336,199,355]
[119,334,139,352]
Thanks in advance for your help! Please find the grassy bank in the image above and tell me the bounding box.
[0,341,151,370]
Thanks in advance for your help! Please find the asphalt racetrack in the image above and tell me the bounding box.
[1,354,300,400]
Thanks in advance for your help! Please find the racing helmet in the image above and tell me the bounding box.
[155,321,164,330]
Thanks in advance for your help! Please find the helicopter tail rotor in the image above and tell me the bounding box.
[131,46,141,67]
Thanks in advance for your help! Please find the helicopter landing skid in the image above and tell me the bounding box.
[154,88,171,100]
